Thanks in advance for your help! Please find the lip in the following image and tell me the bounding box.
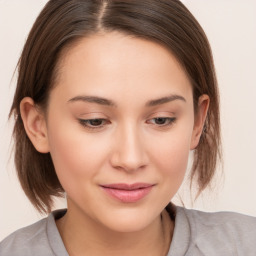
[100,183,155,203]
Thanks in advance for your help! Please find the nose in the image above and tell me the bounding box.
[110,123,148,172]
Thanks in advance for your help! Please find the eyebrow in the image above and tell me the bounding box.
[68,94,186,107]
[68,95,116,107]
[146,94,186,107]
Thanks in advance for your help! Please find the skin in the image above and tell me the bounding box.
[20,32,209,256]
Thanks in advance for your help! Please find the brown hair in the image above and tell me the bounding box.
[10,0,221,213]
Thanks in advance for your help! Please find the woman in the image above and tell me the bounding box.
[1,0,255,255]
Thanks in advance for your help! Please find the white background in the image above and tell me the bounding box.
[0,0,256,240]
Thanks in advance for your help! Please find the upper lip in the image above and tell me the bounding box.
[100,183,154,190]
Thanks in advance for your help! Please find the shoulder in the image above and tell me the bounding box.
[177,207,256,255]
[182,206,256,227]
[0,217,51,256]
[0,210,67,256]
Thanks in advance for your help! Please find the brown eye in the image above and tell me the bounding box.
[147,117,176,127]
[78,118,109,129]
[154,118,168,125]
[87,119,104,126]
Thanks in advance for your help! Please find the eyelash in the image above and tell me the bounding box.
[78,117,176,130]
[78,119,109,130]
[146,117,176,126]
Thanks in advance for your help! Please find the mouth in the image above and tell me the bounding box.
[100,183,155,203]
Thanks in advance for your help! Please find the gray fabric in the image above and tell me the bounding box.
[1,206,256,256]
[0,210,68,256]
[167,207,256,256]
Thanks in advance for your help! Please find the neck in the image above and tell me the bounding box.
[56,204,173,256]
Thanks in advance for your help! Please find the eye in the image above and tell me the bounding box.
[147,117,176,127]
[78,118,109,130]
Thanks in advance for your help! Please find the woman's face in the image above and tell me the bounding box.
[42,32,205,232]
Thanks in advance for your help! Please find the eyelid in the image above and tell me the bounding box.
[77,112,177,131]
[77,112,108,118]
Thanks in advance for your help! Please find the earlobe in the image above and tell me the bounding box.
[20,97,50,153]
[190,94,210,150]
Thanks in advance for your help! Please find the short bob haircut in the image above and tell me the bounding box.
[10,0,221,214]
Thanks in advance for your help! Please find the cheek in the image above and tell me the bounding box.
[46,118,109,191]
[157,138,190,177]
[147,125,193,193]
[157,140,190,200]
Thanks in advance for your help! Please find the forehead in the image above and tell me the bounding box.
[54,32,193,104]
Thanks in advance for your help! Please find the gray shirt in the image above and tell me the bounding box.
[1,206,256,256]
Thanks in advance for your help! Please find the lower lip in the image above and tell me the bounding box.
[101,186,153,203]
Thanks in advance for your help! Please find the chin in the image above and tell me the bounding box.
[97,207,159,233]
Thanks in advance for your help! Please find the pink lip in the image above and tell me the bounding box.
[100,183,154,203]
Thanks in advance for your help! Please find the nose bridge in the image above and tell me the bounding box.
[111,121,147,171]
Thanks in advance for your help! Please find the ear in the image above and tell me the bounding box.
[20,97,50,153]
[190,94,210,150]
